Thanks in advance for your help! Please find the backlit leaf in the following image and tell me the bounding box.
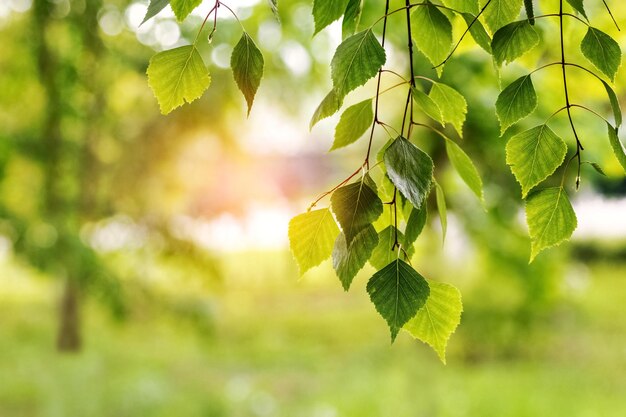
[331,176,383,245]
[231,33,264,115]
[332,99,373,150]
[496,74,537,134]
[492,21,540,66]
[506,125,567,197]
[429,83,467,137]
[443,0,479,14]
[435,181,447,243]
[581,27,622,82]
[384,137,434,209]
[342,0,362,39]
[313,0,350,35]
[412,87,443,124]
[411,2,453,75]
[607,123,626,173]
[404,281,463,364]
[147,45,210,115]
[310,89,343,129]
[526,187,577,262]
[367,259,430,342]
[565,0,587,19]
[170,0,202,21]
[332,226,378,290]
[370,226,414,270]
[331,29,386,101]
[445,139,484,201]
[289,208,340,275]
[483,0,522,33]
[142,0,169,25]
[405,205,428,247]
[462,13,492,53]
[602,80,622,128]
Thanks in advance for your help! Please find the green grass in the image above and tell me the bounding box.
[0,253,625,417]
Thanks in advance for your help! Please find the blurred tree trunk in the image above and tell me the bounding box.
[57,279,81,351]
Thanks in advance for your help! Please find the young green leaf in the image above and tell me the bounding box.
[332,99,373,150]
[429,83,467,137]
[367,259,430,342]
[404,281,463,364]
[442,0,478,15]
[405,205,428,247]
[607,123,626,173]
[231,33,264,115]
[331,177,383,245]
[147,45,211,115]
[602,80,622,128]
[462,13,492,53]
[142,0,170,25]
[584,161,607,176]
[170,0,202,21]
[581,27,622,82]
[332,226,378,291]
[411,2,453,75]
[288,208,340,275]
[369,226,414,270]
[313,0,350,35]
[342,0,362,39]
[506,125,567,198]
[435,181,447,243]
[310,89,343,130]
[483,0,522,33]
[331,29,386,101]
[526,187,577,262]
[565,0,587,19]
[491,21,540,66]
[445,139,484,202]
[384,137,434,209]
[412,87,443,124]
[496,74,537,134]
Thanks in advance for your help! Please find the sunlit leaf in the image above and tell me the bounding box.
[313,0,350,35]
[331,176,383,245]
[332,226,378,290]
[526,187,577,262]
[405,205,428,247]
[289,208,340,275]
[411,2,452,75]
[231,33,264,115]
[492,21,540,66]
[367,259,430,342]
[170,0,202,21]
[331,29,386,101]
[496,74,537,134]
[310,89,343,129]
[607,123,626,173]
[435,181,447,243]
[412,87,443,124]
[147,45,210,115]
[462,13,492,53]
[483,0,522,33]
[369,226,415,270]
[581,27,622,82]
[404,281,463,364]
[142,0,170,25]
[429,83,467,137]
[602,80,622,128]
[332,99,373,150]
[445,139,484,202]
[442,0,479,14]
[506,125,567,198]
[384,137,434,209]
[584,161,607,176]
[342,0,362,39]
[565,0,587,19]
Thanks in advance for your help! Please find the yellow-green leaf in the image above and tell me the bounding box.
[491,21,540,66]
[332,99,373,150]
[231,33,264,115]
[289,208,340,275]
[411,2,452,76]
[581,27,622,82]
[170,0,202,21]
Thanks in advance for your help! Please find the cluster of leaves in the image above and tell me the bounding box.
[144,0,624,362]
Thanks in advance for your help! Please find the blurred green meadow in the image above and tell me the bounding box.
[2,251,626,417]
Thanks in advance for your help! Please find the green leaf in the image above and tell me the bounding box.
[332,99,373,150]
[170,0,202,21]
[429,83,467,137]
[231,33,264,115]
[602,80,622,128]
[147,45,211,115]
[331,176,383,245]
[404,281,463,364]
[366,259,430,342]
[384,137,434,209]
[445,139,484,201]
[565,0,587,19]
[491,21,540,66]
[483,0,522,33]
[496,74,537,134]
[405,205,428,247]
[581,27,622,82]
[412,87,443,124]
[331,29,386,101]
[435,181,447,243]
[313,0,350,35]
[268,0,280,21]
[607,123,626,173]
[342,0,362,39]
[506,125,568,198]
[442,0,479,15]
[310,89,343,129]
[411,2,453,75]
[584,161,607,176]
[142,0,170,25]
[289,208,340,275]
[370,226,415,270]
[332,226,378,290]
[462,13,492,53]
[526,187,577,262]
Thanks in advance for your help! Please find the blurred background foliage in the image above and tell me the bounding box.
[0,0,625,415]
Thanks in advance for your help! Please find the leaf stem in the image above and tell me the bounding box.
[193,0,220,46]
[601,0,621,31]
